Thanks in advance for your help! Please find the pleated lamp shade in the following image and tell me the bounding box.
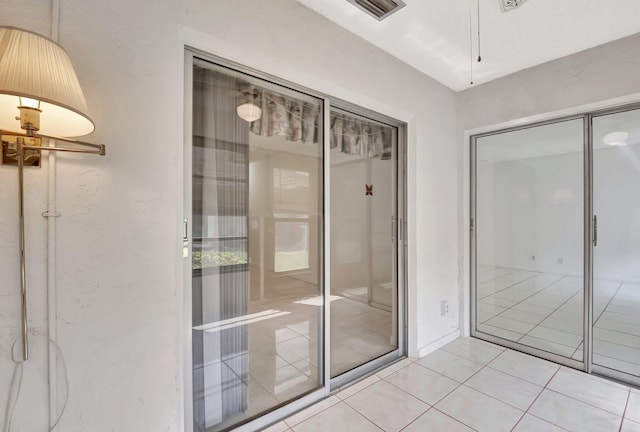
[0,26,94,137]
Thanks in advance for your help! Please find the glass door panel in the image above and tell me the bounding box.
[191,59,323,431]
[474,119,585,360]
[329,110,398,378]
[592,108,640,378]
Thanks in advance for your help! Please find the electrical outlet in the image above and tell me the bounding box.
[441,300,449,316]
[557,257,563,264]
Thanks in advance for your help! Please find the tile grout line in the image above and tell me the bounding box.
[476,268,520,285]
[510,286,586,358]
[430,407,481,432]
[484,353,618,410]
[595,319,640,339]
[479,317,582,354]
[282,396,342,428]
[478,273,543,301]
[429,346,534,430]
[488,307,587,338]
[509,360,564,431]
[478,271,544,301]
[477,268,640,370]
[422,347,522,418]
[285,338,635,432]
[543,386,628,419]
[436,340,633,431]
[384,341,502,430]
[593,280,624,327]
[340,382,428,432]
[545,363,634,416]
[522,412,572,432]
[500,351,607,432]
[399,340,633,432]
[478,275,571,328]
[618,389,631,432]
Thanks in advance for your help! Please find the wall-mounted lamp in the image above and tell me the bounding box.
[0,26,106,361]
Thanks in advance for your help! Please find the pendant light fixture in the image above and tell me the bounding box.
[236,90,262,123]
[603,131,629,146]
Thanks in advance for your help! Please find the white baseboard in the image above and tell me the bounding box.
[417,330,460,358]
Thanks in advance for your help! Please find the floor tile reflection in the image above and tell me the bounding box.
[210,270,398,426]
[476,265,640,377]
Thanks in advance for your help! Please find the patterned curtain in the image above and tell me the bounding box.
[247,88,392,159]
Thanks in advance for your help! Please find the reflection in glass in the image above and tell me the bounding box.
[191,60,323,431]
[329,110,398,377]
[474,119,584,360]
[275,221,309,273]
[592,108,640,378]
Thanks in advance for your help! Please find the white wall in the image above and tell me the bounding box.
[0,1,459,430]
[458,32,640,334]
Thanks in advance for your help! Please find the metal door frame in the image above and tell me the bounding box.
[183,48,408,432]
[469,102,640,387]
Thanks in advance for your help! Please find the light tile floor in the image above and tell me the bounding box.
[265,337,640,432]
[476,265,640,377]
[198,273,396,428]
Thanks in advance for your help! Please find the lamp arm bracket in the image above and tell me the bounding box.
[23,143,105,156]
[19,132,105,156]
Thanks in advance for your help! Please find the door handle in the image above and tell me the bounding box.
[391,217,397,242]
[593,215,598,247]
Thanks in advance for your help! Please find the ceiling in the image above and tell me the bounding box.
[296,0,640,91]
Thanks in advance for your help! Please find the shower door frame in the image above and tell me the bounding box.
[182,48,408,432]
[469,102,640,388]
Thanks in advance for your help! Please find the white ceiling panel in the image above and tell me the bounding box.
[296,0,640,91]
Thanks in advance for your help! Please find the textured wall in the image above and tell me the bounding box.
[0,1,459,430]
[458,33,640,131]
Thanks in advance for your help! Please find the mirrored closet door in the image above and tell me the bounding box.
[472,119,585,365]
[472,104,640,388]
[592,107,640,381]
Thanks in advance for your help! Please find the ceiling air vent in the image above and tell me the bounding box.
[347,0,406,21]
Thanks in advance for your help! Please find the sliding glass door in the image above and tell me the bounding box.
[472,104,640,386]
[190,59,324,431]
[592,107,640,380]
[329,109,399,378]
[186,53,406,432]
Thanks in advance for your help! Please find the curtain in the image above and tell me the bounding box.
[330,112,392,159]
[192,66,250,431]
[247,88,392,159]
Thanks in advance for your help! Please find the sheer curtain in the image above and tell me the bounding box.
[192,66,250,430]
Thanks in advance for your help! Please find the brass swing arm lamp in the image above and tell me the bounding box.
[0,26,106,361]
